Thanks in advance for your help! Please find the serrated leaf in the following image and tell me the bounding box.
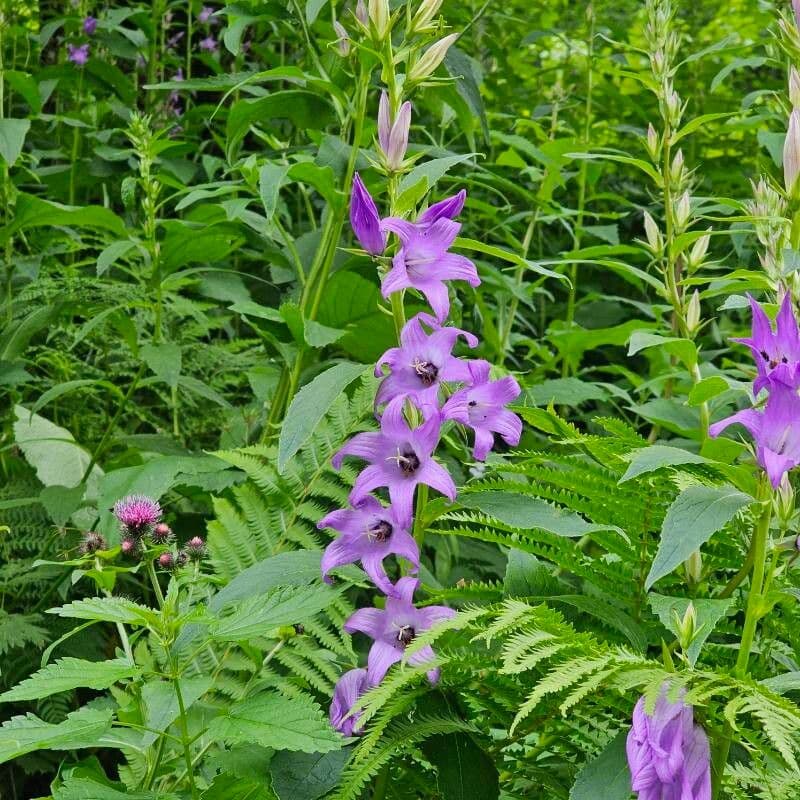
[271,748,349,800]
[646,485,754,589]
[0,657,139,702]
[207,692,343,753]
[141,342,182,388]
[54,777,178,800]
[569,731,630,800]
[47,596,160,627]
[619,445,708,483]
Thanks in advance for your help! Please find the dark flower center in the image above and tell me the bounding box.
[388,448,421,475]
[396,625,416,646]
[412,358,439,386]
[367,520,393,543]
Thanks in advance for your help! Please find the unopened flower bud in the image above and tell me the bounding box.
[151,522,173,544]
[666,88,682,127]
[674,191,691,230]
[80,531,107,555]
[120,537,140,558]
[674,601,697,653]
[158,551,175,570]
[643,210,662,252]
[368,0,390,40]
[408,32,459,83]
[410,0,443,32]
[790,68,800,109]
[646,123,659,160]
[689,228,711,268]
[670,149,684,184]
[784,110,800,195]
[378,91,412,171]
[794,0,800,31]
[184,536,206,561]
[334,21,350,56]
[176,550,189,568]
[684,550,702,585]
[775,476,795,526]
[355,0,368,25]
[685,290,701,333]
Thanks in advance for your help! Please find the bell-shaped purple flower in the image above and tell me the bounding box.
[83,16,97,35]
[343,577,456,685]
[332,397,456,521]
[626,687,711,800]
[375,312,477,410]
[709,381,800,488]
[733,293,800,394]
[418,189,466,226]
[380,214,479,322]
[199,35,218,53]
[330,667,370,736]
[318,497,419,595]
[350,173,386,255]
[378,91,411,171]
[198,6,217,24]
[442,360,522,460]
[68,43,90,66]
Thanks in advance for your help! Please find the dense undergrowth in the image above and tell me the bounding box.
[2,1,800,798]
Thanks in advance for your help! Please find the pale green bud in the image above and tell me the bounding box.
[408,32,459,83]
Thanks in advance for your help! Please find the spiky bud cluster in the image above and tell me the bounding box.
[151,522,174,544]
[183,536,206,561]
[80,531,107,555]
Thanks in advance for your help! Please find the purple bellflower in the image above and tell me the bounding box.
[199,35,218,53]
[442,360,522,460]
[417,189,467,226]
[350,173,386,255]
[114,495,162,536]
[83,16,98,35]
[626,687,711,800]
[332,397,456,521]
[343,576,456,685]
[378,91,411,171]
[709,381,800,488]
[318,496,419,595]
[68,43,90,66]
[733,293,800,395]
[375,312,478,410]
[198,6,216,24]
[795,0,800,31]
[380,215,479,322]
[330,667,370,736]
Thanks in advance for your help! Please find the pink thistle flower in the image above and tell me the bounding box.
[113,495,162,536]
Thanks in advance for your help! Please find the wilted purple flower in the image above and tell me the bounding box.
[375,312,477,409]
[199,35,218,53]
[343,577,456,685]
[733,293,800,394]
[319,496,419,595]
[378,92,411,170]
[198,6,215,23]
[83,16,97,35]
[709,382,800,488]
[381,215,479,322]
[80,531,107,555]
[442,360,522,461]
[332,397,456,521]
[113,495,162,536]
[67,43,90,66]
[626,687,711,800]
[330,667,370,736]
[350,173,386,255]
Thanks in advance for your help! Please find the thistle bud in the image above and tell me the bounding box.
[790,67,800,109]
[355,0,368,25]
[151,522,173,544]
[670,149,684,184]
[410,0,443,33]
[184,535,206,561]
[784,110,800,196]
[368,0,390,40]
[685,290,701,334]
[120,537,140,558]
[80,531,107,555]
[334,21,350,56]
[643,210,662,252]
[689,228,711,269]
[674,191,691,230]
[646,123,659,160]
[408,32,459,83]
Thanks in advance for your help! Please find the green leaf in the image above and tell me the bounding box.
[55,777,178,800]
[399,154,477,194]
[304,320,345,348]
[0,118,30,166]
[141,676,211,746]
[211,584,337,642]
[0,707,113,765]
[305,0,328,24]
[48,596,160,627]
[628,331,697,369]
[259,163,291,220]
[569,731,630,800]
[526,377,608,407]
[270,748,350,800]
[141,342,182,388]
[0,657,139,702]
[645,485,755,589]
[619,445,708,483]
[504,550,561,597]
[422,731,500,800]
[278,362,367,472]
[207,692,343,753]
[460,491,623,537]
[687,376,730,407]
[97,240,136,276]
[648,594,733,666]
[30,379,118,418]
[39,484,85,526]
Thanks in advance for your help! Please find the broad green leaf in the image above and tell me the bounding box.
[421,731,500,800]
[619,445,708,483]
[504,550,562,597]
[648,594,733,666]
[455,237,567,282]
[569,731,630,800]
[628,331,697,369]
[687,376,730,407]
[526,377,608,407]
[38,484,85,526]
[211,584,337,642]
[141,342,182,388]
[0,118,30,165]
[207,692,342,753]
[97,240,136,276]
[259,163,291,220]
[278,362,367,472]
[645,485,755,589]
[30,379,119,418]
[202,772,274,800]
[760,672,800,695]
[0,657,139,702]
[271,748,350,800]
[460,492,623,537]
[305,0,327,24]
[48,596,160,627]
[55,777,177,800]
[0,707,113,765]
[399,154,476,194]
[304,319,345,348]
[141,676,212,746]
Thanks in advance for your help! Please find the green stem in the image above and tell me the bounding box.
[147,560,165,609]
[172,673,198,800]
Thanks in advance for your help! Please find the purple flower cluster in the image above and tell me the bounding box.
[197,6,219,54]
[627,687,711,800]
[324,97,522,736]
[710,294,800,487]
